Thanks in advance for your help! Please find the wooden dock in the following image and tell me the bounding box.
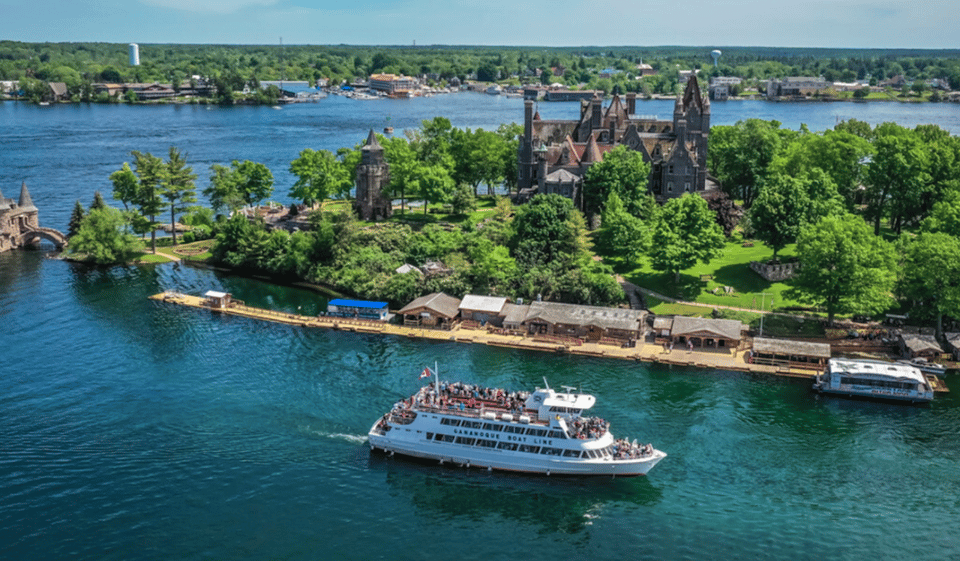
[149,292,949,393]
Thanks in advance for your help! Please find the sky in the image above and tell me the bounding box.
[2,0,958,49]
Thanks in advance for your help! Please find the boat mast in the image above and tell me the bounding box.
[434,361,439,394]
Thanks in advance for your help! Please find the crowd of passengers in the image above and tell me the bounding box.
[613,438,655,459]
[567,416,610,440]
[408,381,532,415]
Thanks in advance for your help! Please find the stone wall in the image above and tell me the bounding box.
[749,260,799,281]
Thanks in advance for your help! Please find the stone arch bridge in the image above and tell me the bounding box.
[22,225,68,250]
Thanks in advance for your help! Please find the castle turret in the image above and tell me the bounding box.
[18,182,37,213]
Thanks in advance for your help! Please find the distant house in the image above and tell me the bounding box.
[369,73,417,95]
[93,83,124,97]
[48,82,69,102]
[636,63,656,77]
[766,77,829,98]
[398,292,461,329]
[128,83,177,100]
[501,303,530,332]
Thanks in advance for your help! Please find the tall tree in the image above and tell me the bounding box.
[708,119,791,207]
[788,214,897,324]
[649,194,725,283]
[380,135,417,214]
[67,200,85,239]
[161,147,197,246]
[865,128,931,235]
[583,145,651,217]
[206,160,275,213]
[749,169,843,260]
[898,232,960,341]
[130,151,166,253]
[289,148,349,206]
[923,190,960,238]
[408,164,454,215]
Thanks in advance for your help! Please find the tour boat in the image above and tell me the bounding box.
[368,367,666,476]
[813,358,935,403]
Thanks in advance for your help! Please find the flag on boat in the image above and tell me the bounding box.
[419,367,433,379]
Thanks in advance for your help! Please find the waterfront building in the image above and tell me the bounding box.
[459,295,510,327]
[766,77,830,98]
[517,76,712,209]
[652,315,744,349]
[398,292,462,329]
[521,301,647,343]
[750,337,831,371]
[354,130,392,222]
[0,183,65,252]
[326,299,390,321]
[946,333,960,361]
[899,333,944,360]
[368,73,417,95]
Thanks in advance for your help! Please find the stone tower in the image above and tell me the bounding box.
[354,130,392,221]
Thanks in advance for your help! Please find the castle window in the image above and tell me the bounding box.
[685,182,691,192]
[668,165,674,174]
[667,181,674,192]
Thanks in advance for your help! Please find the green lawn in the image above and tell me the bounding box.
[623,239,807,313]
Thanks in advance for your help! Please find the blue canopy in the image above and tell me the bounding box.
[329,299,388,309]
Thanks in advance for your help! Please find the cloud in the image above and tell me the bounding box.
[139,0,281,14]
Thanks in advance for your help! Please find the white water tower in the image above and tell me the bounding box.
[129,43,140,66]
[710,49,722,68]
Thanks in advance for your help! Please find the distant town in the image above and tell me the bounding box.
[1,42,959,104]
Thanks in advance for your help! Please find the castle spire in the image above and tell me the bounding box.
[18,182,37,212]
[363,129,382,150]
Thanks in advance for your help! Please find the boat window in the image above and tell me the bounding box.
[455,437,476,446]
[461,421,482,429]
[497,442,518,451]
[482,423,501,431]
[539,447,562,456]
[476,439,497,448]
[440,418,461,426]
[548,430,565,439]
[439,434,455,443]
[526,428,548,437]
[503,425,525,434]
[518,445,541,454]
[562,449,581,458]
[426,433,434,440]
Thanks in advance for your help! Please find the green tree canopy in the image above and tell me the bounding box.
[206,160,275,213]
[160,146,197,246]
[788,214,897,324]
[583,145,652,216]
[898,232,960,341]
[68,206,143,264]
[649,194,725,283]
[288,148,350,206]
[749,169,843,259]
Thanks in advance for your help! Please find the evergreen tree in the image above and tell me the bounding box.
[67,200,85,239]
[89,191,107,211]
[161,147,197,246]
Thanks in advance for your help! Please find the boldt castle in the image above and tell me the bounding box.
[517,76,714,210]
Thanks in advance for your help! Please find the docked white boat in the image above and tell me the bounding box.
[813,358,935,403]
[897,357,948,377]
[368,369,666,476]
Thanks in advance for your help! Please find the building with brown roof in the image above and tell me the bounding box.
[899,334,944,360]
[658,315,745,349]
[522,301,646,342]
[398,292,462,329]
[518,76,712,210]
[750,337,831,371]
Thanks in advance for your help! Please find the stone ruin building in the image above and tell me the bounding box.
[517,76,715,211]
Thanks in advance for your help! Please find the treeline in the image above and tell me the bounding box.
[67,117,623,307]
[703,118,960,335]
[3,41,960,100]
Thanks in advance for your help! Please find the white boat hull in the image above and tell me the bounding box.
[368,423,665,476]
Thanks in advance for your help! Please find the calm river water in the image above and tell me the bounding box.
[2,95,960,560]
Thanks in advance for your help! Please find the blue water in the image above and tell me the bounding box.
[3,95,960,560]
